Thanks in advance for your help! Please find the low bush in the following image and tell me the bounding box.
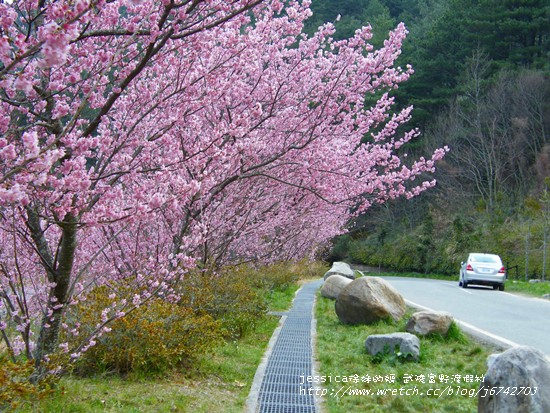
[249,262,300,292]
[73,287,221,376]
[177,267,267,340]
[177,260,325,339]
[253,260,328,312]
[288,259,329,280]
[0,354,56,411]
[54,261,322,377]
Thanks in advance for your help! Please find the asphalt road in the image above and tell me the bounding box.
[379,276,550,357]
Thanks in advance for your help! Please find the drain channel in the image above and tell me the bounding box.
[255,279,323,413]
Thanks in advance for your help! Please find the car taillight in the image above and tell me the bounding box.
[498,267,506,274]
[466,264,474,271]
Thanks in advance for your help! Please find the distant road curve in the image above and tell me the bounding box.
[372,276,550,357]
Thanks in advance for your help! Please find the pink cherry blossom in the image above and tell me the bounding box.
[0,0,445,376]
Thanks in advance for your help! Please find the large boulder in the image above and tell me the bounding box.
[335,277,406,325]
[478,346,550,413]
[406,310,453,336]
[323,261,356,281]
[321,274,352,300]
[365,332,420,361]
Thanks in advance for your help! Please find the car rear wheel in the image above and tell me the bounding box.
[462,280,468,288]
[498,284,505,291]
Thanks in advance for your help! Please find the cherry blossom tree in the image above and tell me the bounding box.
[0,0,447,377]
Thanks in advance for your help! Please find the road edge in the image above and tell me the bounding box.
[403,298,520,351]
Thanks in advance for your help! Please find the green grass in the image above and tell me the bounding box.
[11,277,304,413]
[264,284,301,312]
[263,276,325,312]
[13,315,280,413]
[314,294,491,413]
[7,263,313,413]
[505,278,550,298]
[7,270,503,413]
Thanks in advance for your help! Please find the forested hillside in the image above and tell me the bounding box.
[311,0,550,278]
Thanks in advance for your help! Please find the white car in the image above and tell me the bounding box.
[459,253,506,291]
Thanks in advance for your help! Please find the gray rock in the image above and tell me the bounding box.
[542,294,550,300]
[335,277,406,325]
[365,332,420,360]
[406,310,453,336]
[321,274,353,300]
[323,261,356,281]
[478,346,550,413]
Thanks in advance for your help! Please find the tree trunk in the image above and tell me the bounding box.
[28,212,78,381]
[543,227,548,281]
[525,225,530,281]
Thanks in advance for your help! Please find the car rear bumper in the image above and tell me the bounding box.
[464,272,506,285]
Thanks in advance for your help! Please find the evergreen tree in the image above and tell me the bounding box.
[399,0,550,126]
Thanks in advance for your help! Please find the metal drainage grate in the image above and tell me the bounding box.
[256,279,323,413]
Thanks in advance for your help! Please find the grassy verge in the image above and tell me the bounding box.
[14,315,280,413]
[315,294,491,413]
[505,278,550,298]
[264,284,301,312]
[12,263,320,413]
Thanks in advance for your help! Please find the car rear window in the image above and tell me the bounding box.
[471,254,500,263]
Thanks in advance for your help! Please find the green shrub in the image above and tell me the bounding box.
[177,261,323,339]
[0,354,56,411]
[74,287,221,376]
[177,267,267,340]
[287,259,329,280]
[74,260,312,376]
[326,234,352,262]
[348,238,374,265]
[251,262,300,292]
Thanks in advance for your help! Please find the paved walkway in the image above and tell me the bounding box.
[246,278,324,413]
